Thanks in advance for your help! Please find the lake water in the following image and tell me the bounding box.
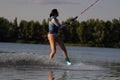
[0,42,120,80]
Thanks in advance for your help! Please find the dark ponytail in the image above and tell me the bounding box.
[49,9,58,17]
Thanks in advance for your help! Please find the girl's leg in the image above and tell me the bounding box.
[56,37,71,65]
[56,37,69,59]
[48,34,56,60]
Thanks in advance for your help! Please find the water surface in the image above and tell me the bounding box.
[0,42,120,80]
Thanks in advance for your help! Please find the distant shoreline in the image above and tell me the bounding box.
[0,17,120,48]
[0,41,119,49]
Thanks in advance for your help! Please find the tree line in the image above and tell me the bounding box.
[0,17,120,48]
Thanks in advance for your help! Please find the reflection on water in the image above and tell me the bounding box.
[0,66,120,80]
[48,70,67,80]
[48,71,55,80]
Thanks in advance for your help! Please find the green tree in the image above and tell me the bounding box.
[33,21,42,41]
[0,16,120,48]
[77,21,87,43]
[41,19,48,43]
[60,18,80,43]
[0,17,10,41]
[8,17,18,41]
[111,19,120,47]
[27,20,35,40]
[18,20,28,40]
[104,20,112,46]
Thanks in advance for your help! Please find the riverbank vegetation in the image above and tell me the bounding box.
[0,17,120,48]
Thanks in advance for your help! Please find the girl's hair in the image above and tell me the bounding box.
[50,9,58,17]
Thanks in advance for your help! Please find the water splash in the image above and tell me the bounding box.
[0,52,58,67]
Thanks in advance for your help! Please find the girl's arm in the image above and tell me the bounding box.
[51,17,61,27]
[51,18,68,28]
